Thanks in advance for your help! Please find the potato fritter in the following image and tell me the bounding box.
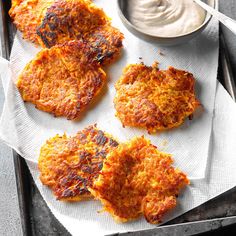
[38,125,119,201]
[89,137,189,224]
[114,63,201,133]
[9,0,54,44]
[9,0,124,65]
[37,0,124,65]
[17,40,106,119]
[37,0,108,48]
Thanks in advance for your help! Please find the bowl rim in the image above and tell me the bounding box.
[117,0,215,39]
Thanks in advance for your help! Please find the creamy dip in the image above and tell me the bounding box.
[128,0,206,37]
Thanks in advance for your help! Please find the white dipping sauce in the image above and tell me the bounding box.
[128,0,206,37]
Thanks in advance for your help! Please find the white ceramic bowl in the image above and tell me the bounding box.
[117,0,215,46]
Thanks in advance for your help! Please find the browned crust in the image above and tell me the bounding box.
[38,125,119,201]
[84,25,124,65]
[89,136,189,223]
[9,0,54,44]
[37,0,107,48]
[114,63,201,133]
[16,40,106,119]
[36,0,124,65]
[9,0,124,65]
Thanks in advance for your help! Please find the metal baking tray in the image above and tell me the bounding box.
[1,1,236,235]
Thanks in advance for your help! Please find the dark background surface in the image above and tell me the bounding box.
[220,0,236,79]
[1,1,236,236]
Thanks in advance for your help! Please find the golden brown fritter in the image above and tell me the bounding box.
[38,125,119,201]
[37,0,124,65]
[17,40,106,119]
[9,0,124,65]
[9,0,54,44]
[89,137,189,224]
[37,0,108,47]
[114,63,201,133]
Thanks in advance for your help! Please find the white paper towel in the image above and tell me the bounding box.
[25,82,236,236]
[0,0,219,179]
[2,0,236,235]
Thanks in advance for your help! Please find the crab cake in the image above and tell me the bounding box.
[36,0,124,65]
[17,40,106,119]
[114,63,201,133]
[89,137,189,223]
[9,0,54,44]
[38,125,119,201]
